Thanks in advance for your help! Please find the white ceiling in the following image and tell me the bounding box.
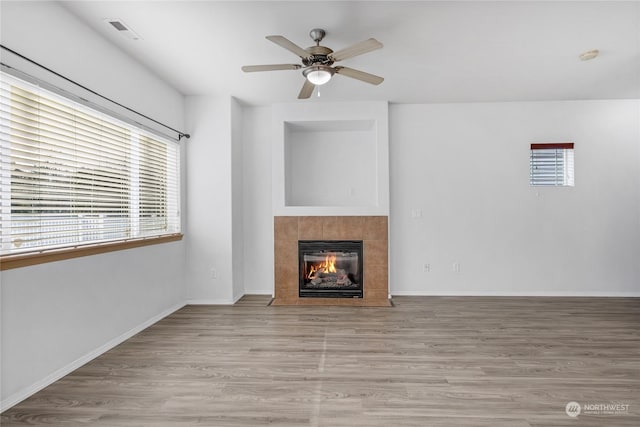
[60,1,640,106]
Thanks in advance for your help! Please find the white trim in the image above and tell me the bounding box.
[185,298,238,305]
[391,290,640,297]
[0,302,185,412]
[187,292,274,305]
[242,290,273,296]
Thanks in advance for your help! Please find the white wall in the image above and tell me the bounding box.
[390,100,640,295]
[0,1,186,409]
[1,244,184,406]
[0,1,183,133]
[183,96,234,303]
[286,127,378,207]
[242,107,273,295]
[231,98,245,301]
[242,100,640,296]
[183,96,245,303]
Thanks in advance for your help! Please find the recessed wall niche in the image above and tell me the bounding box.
[284,120,377,207]
[273,101,389,216]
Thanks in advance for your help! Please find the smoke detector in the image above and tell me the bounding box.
[105,19,142,41]
[579,49,599,61]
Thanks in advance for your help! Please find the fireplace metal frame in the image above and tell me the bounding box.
[298,240,364,298]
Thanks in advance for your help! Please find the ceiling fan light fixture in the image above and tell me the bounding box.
[303,65,334,85]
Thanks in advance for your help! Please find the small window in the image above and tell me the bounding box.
[530,143,574,186]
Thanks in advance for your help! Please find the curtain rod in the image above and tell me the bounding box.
[0,44,190,141]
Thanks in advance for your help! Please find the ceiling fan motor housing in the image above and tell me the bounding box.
[302,45,334,67]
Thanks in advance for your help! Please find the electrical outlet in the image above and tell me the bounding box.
[423,263,430,273]
[452,262,460,273]
[210,268,217,279]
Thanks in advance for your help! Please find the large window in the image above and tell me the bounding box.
[0,72,180,261]
[530,142,574,187]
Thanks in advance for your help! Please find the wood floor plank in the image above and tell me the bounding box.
[2,295,639,426]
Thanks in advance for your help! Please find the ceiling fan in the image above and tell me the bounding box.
[242,28,384,99]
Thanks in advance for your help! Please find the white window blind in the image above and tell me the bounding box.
[0,72,180,256]
[530,143,574,187]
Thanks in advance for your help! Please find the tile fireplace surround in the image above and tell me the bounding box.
[273,216,391,306]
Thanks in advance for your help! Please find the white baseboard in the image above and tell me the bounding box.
[186,292,273,305]
[391,290,640,297]
[185,290,273,305]
[0,302,185,413]
[185,298,237,305]
[243,290,273,296]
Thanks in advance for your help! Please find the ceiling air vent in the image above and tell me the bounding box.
[105,19,141,41]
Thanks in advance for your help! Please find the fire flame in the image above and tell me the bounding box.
[307,255,337,279]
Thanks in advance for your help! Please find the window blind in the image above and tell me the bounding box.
[530,142,574,187]
[0,72,180,256]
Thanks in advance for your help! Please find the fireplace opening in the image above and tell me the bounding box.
[299,240,363,298]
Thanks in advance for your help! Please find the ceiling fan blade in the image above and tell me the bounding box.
[334,66,384,85]
[266,35,310,59]
[298,79,315,99]
[242,64,302,72]
[329,38,383,62]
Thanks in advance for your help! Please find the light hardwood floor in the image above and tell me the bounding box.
[2,296,639,426]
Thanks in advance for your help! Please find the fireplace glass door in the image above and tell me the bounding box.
[299,240,363,298]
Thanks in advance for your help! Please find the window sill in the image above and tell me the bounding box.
[0,234,183,271]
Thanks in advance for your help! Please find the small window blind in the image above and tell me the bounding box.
[0,72,180,256]
[530,143,574,187]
